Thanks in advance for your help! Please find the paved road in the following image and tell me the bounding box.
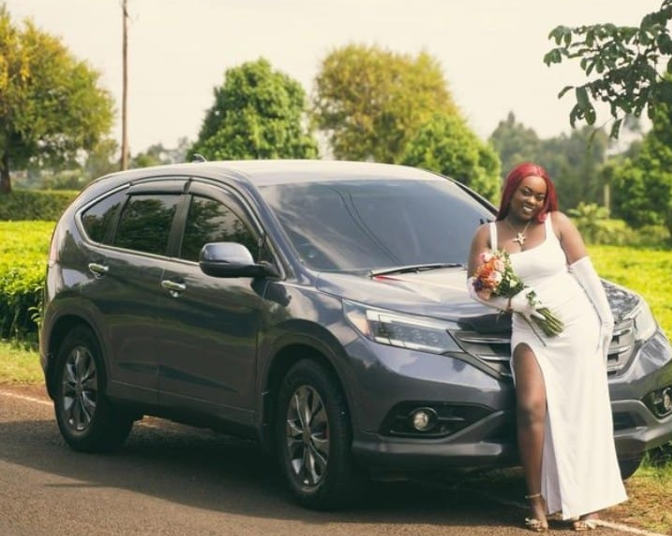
[0,385,649,536]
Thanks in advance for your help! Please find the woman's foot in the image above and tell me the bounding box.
[572,513,599,531]
[524,493,548,532]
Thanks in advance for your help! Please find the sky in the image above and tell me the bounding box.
[4,0,664,155]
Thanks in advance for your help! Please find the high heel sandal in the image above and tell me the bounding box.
[524,493,549,532]
[572,517,599,531]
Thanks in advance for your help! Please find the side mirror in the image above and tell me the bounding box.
[199,242,279,279]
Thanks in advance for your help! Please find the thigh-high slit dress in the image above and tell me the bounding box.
[489,215,627,519]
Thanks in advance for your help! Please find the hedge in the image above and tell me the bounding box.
[0,189,79,221]
[0,221,53,338]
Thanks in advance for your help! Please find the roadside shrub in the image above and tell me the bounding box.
[573,216,670,249]
[0,190,78,221]
[0,221,53,338]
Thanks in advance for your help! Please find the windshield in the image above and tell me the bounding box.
[259,178,495,272]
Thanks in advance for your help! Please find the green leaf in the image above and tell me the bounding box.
[576,86,590,108]
[558,85,574,99]
[585,104,597,125]
[609,118,623,139]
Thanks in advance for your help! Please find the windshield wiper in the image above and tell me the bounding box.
[370,263,464,277]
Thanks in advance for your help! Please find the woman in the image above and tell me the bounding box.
[466,163,627,531]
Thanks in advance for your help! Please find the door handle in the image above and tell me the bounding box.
[88,263,109,278]
[161,279,186,298]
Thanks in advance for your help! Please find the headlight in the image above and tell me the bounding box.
[628,298,657,342]
[343,299,462,354]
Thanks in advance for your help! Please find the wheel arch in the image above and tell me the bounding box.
[45,315,103,398]
[259,338,353,456]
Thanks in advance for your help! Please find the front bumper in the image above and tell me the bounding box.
[346,327,672,472]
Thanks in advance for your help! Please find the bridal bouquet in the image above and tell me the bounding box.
[473,250,564,338]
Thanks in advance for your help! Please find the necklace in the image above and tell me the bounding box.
[504,218,532,246]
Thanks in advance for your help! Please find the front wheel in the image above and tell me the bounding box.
[618,456,643,480]
[53,326,134,452]
[275,359,364,510]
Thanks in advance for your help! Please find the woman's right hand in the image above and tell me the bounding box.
[509,289,544,321]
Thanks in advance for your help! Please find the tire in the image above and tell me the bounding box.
[275,359,364,510]
[53,326,133,453]
[618,456,642,480]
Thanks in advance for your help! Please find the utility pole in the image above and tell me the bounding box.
[121,0,129,170]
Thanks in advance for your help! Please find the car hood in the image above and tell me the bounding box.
[315,268,637,329]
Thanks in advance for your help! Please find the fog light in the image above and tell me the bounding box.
[647,386,672,418]
[410,408,437,432]
[662,388,672,413]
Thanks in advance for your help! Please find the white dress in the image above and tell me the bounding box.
[490,215,627,519]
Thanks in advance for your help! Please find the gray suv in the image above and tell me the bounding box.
[40,160,672,509]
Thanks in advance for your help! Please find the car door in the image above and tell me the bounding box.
[79,180,185,404]
[156,182,273,425]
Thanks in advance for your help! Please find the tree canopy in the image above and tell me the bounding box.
[544,0,672,138]
[312,44,459,163]
[189,58,318,161]
[489,114,609,211]
[611,76,672,241]
[0,5,114,193]
[402,113,501,202]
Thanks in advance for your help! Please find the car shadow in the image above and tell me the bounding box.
[0,415,526,529]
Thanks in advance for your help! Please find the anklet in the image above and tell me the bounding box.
[525,493,542,499]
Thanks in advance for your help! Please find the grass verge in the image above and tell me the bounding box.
[0,338,43,385]
[470,465,672,534]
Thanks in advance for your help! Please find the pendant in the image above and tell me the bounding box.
[513,232,526,246]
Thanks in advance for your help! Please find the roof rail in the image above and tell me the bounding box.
[191,153,207,163]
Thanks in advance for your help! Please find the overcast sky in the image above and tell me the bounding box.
[4,0,664,154]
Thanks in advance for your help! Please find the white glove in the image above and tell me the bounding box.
[466,277,511,312]
[466,277,543,321]
[509,288,545,322]
[570,256,614,358]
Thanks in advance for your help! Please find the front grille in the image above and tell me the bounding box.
[454,319,634,377]
[454,331,512,376]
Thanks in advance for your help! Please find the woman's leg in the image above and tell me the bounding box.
[512,343,548,527]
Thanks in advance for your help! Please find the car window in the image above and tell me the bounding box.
[259,178,494,272]
[113,194,180,255]
[80,190,126,244]
[180,195,258,262]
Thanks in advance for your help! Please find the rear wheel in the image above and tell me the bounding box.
[54,326,133,452]
[276,359,364,510]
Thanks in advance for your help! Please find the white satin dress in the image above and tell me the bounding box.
[490,215,627,519]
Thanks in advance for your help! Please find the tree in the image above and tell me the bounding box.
[488,113,609,211]
[537,127,609,210]
[189,59,318,160]
[489,112,541,175]
[544,0,672,138]
[611,77,672,241]
[0,6,114,193]
[312,44,459,163]
[401,113,501,202]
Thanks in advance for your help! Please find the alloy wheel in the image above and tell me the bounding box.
[285,385,330,487]
[61,345,98,432]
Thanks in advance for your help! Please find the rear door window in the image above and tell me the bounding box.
[113,194,181,256]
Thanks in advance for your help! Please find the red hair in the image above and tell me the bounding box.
[496,162,558,222]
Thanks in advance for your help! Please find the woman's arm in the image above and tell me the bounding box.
[552,211,587,264]
[467,223,491,277]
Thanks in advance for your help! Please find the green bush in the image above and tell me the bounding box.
[0,189,79,221]
[0,221,54,338]
[573,216,670,249]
